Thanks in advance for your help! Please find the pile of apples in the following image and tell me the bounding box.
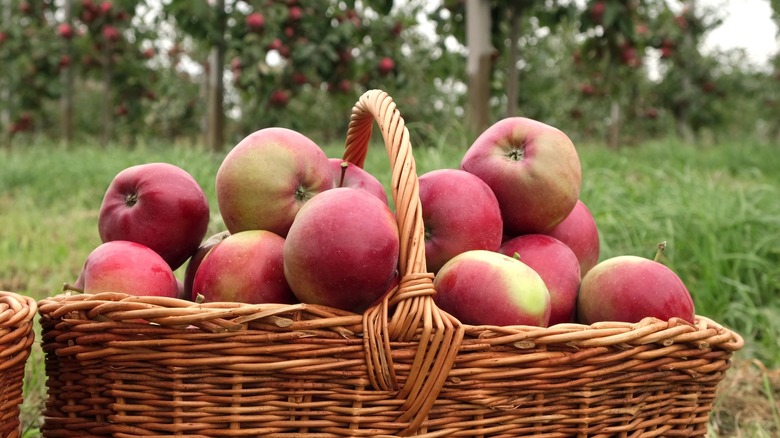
[73,116,695,328]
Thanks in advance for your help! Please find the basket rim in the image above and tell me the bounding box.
[37,291,744,352]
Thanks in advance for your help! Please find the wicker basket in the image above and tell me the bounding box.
[38,90,744,437]
[1,290,37,438]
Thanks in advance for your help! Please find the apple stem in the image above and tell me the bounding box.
[654,241,667,262]
[62,282,84,294]
[512,252,521,261]
[195,293,205,304]
[338,161,348,188]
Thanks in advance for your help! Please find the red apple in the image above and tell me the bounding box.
[433,250,551,327]
[461,117,582,235]
[182,230,231,299]
[216,127,332,237]
[329,158,388,204]
[98,162,210,271]
[500,234,580,325]
[246,12,265,31]
[418,169,503,273]
[288,5,303,21]
[283,188,399,313]
[57,23,74,39]
[589,1,605,24]
[543,199,600,277]
[58,55,72,69]
[193,230,297,304]
[577,254,695,325]
[269,89,290,107]
[99,1,112,16]
[102,25,120,42]
[267,38,283,51]
[378,57,395,76]
[78,241,179,297]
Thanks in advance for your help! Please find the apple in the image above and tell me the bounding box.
[267,38,283,51]
[543,199,600,277]
[378,57,395,76]
[269,89,290,107]
[418,169,503,273]
[102,25,120,42]
[433,250,551,327]
[577,253,695,325]
[283,187,399,313]
[99,1,112,16]
[192,230,297,305]
[579,83,595,96]
[216,127,332,236]
[246,12,265,32]
[500,234,580,325]
[589,1,605,24]
[98,162,210,271]
[182,230,231,299]
[57,23,74,39]
[78,241,179,297]
[58,55,72,69]
[620,44,639,68]
[461,117,582,235]
[288,5,303,21]
[329,158,388,204]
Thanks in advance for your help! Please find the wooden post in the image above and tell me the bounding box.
[61,0,74,146]
[207,0,226,151]
[505,3,521,118]
[1,0,11,146]
[466,0,493,139]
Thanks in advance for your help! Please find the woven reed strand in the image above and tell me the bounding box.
[1,290,37,438]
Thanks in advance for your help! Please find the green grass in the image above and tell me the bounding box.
[2,135,779,436]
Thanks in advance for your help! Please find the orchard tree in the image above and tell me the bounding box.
[0,0,64,145]
[574,0,658,148]
[164,0,437,149]
[70,0,159,143]
[429,0,575,138]
[651,1,724,143]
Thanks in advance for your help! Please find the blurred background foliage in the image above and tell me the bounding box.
[0,0,779,149]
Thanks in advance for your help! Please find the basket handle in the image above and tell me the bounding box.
[343,90,464,435]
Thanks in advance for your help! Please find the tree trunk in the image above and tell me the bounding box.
[608,100,620,149]
[1,0,11,147]
[207,0,226,151]
[505,3,521,118]
[61,0,74,146]
[101,42,114,145]
[466,0,493,139]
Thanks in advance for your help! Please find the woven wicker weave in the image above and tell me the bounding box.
[1,290,37,438]
[38,90,744,437]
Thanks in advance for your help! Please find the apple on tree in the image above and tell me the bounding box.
[75,240,179,298]
[433,250,551,327]
[418,168,503,273]
[543,199,600,277]
[192,230,297,305]
[577,243,695,325]
[283,187,399,313]
[329,158,388,204]
[98,162,210,271]
[461,117,582,236]
[216,127,333,237]
[500,234,581,325]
